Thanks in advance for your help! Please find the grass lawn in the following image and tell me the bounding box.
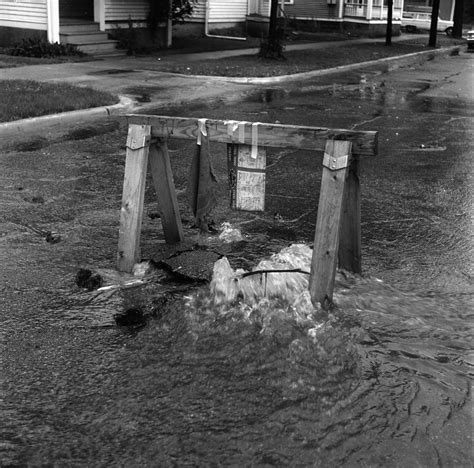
[0,48,90,69]
[162,37,464,77]
[0,80,118,123]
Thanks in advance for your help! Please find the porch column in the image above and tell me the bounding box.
[46,0,60,43]
[366,0,373,19]
[94,0,106,30]
[338,0,344,19]
[449,0,455,21]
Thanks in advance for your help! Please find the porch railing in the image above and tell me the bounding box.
[344,3,368,18]
[344,0,402,19]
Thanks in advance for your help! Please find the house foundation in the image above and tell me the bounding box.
[0,26,47,46]
[343,20,401,37]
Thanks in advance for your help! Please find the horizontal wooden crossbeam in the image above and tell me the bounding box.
[123,115,378,157]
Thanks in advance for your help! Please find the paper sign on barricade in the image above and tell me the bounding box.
[227,143,266,212]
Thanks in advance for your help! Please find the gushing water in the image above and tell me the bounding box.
[177,236,472,466]
[210,243,313,306]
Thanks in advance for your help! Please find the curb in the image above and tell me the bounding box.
[173,45,461,85]
[0,96,136,138]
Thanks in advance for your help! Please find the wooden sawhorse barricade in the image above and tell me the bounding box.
[117,115,378,309]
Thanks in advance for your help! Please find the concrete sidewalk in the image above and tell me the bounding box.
[0,34,438,108]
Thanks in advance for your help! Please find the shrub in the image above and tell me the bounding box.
[9,38,85,58]
[148,0,197,30]
[109,20,155,55]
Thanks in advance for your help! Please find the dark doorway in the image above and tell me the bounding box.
[59,0,94,20]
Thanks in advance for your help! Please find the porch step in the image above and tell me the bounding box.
[60,22,101,34]
[60,31,109,44]
[60,20,122,55]
[73,40,121,55]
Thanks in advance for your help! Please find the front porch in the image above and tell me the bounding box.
[344,0,403,21]
[246,0,403,37]
[59,18,120,55]
[48,0,107,43]
[49,0,167,55]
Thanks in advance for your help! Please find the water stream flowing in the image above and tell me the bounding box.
[139,239,472,466]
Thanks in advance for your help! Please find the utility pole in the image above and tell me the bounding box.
[385,0,393,46]
[428,0,441,47]
[452,0,464,38]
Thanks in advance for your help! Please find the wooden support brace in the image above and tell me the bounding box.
[149,138,184,244]
[310,139,352,309]
[117,124,151,273]
[338,154,361,274]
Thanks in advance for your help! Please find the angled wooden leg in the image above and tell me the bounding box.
[309,140,352,309]
[149,138,184,244]
[117,124,151,272]
[338,153,361,274]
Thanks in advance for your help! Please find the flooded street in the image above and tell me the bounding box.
[1,52,473,466]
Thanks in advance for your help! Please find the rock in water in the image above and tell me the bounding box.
[160,250,220,282]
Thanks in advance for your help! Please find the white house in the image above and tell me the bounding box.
[0,0,155,53]
[181,0,406,38]
[247,0,405,37]
[0,0,414,52]
[171,0,250,37]
[0,0,250,51]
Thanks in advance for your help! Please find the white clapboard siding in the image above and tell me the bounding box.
[260,0,270,15]
[188,0,248,23]
[208,0,248,22]
[285,0,329,18]
[250,0,326,19]
[188,3,206,22]
[105,0,150,21]
[0,0,48,30]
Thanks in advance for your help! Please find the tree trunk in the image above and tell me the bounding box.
[259,0,284,59]
[268,0,279,53]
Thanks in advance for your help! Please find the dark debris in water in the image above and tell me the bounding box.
[75,268,104,291]
[114,307,147,328]
[23,194,45,204]
[45,231,61,244]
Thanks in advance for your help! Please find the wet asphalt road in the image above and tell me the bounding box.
[0,50,473,466]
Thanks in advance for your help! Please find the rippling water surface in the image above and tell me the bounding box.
[1,56,473,466]
[3,238,470,466]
